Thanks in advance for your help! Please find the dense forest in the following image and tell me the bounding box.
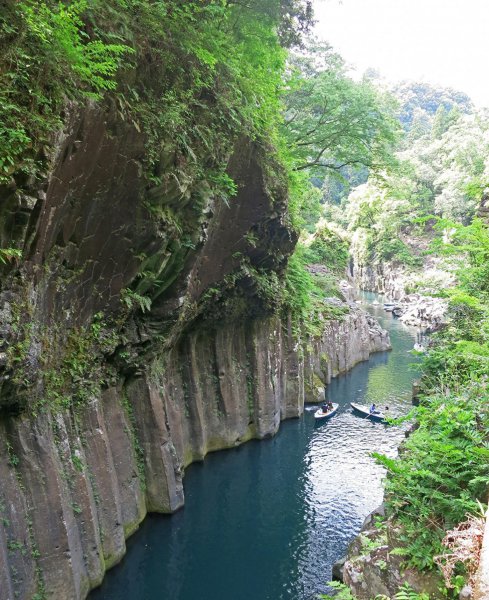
[306,79,489,600]
[0,1,488,599]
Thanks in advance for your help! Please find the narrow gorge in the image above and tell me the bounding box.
[1,2,488,599]
[0,42,389,600]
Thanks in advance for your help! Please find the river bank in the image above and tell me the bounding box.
[89,294,420,600]
[352,263,448,329]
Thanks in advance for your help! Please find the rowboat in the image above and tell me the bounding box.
[314,403,339,421]
[350,402,386,422]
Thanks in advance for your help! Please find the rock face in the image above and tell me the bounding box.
[0,313,389,600]
[0,96,391,599]
[0,318,291,600]
[389,293,447,329]
[354,263,408,302]
[353,263,448,329]
[304,304,391,400]
[341,510,444,599]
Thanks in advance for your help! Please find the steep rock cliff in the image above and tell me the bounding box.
[304,306,390,399]
[0,313,389,600]
[352,262,447,329]
[0,91,391,599]
[353,263,407,301]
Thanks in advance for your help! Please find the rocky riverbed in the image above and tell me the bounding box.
[334,508,444,599]
[350,262,449,329]
[385,293,447,330]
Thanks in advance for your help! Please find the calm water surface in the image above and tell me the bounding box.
[91,293,423,600]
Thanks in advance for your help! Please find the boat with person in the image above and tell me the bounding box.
[314,402,339,421]
[350,402,387,422]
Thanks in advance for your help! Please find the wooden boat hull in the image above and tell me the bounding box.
[314,403,339,420]
[350,402,385,422]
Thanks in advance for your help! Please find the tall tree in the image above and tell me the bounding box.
[226,0,314,47]
[282,42,400,177]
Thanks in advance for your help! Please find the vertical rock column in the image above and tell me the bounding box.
[5,413,88,599]
[281,314,304,419]
[0,422,37,600]
[126,376,184,513]
[247,318,283,438]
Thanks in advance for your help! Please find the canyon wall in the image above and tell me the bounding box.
[304,307,390,399]
[352,262,447,329]
[0,94,391,599]
[0,310,389,600]
[353,263,407,301]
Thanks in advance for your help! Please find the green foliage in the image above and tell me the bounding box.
[374,382,489,571]
[283,248,317,329]
[375,382,489,569]
[326,86,489,277]
[322,581,356,599]
[303,225,349,272]
[392,584,429,600]
[6,441,19,468]
[19,0,130,94]
[0,0,131,181]
[71,454,84,473]
[446,218,489,296]
[1,0,309,213]
[16,312,122,415]
[121,288,152,314]
[392,81,472,132]
[373,218,489,580]
[319,582,429,600]
[375,237,421,267]
[283,42,400,178]
[0,248,22,264]
[430,105,461,139]
[283,245,348,338]
[228,0,314,49]
[334,165,427,269]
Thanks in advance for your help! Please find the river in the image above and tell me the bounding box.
[90,293,423,600]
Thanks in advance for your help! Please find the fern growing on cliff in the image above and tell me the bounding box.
[0,0,131,181]
[0,248,21,264]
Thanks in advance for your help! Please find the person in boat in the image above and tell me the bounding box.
[369,403,377,414]
[327,401,333,411]
[321,403,329,413]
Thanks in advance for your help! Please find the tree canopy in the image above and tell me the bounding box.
[282,43,400,177]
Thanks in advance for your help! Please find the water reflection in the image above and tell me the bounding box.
[90,294,420,600]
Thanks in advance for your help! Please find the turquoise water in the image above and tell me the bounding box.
[90,294,422,600]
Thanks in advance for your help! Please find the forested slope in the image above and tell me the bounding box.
[0,2,486,598]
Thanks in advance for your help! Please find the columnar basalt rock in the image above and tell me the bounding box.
[304,305,391,400]
[0,97,391,599]
[0,310,390,600]
[352,262,448,329]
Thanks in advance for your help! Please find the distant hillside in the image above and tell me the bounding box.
[392,81,473,130]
